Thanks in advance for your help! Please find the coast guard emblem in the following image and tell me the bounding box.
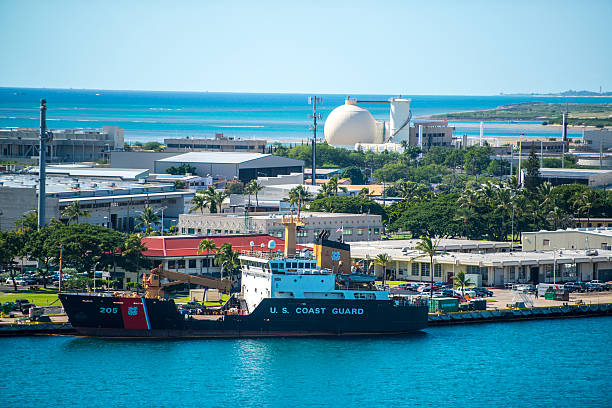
[128,306,138,316]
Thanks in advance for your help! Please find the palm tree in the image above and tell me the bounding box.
[415,236,446,299]
[328,176,339,196]
[189,192,208,214]
[62,201,91,224]
[203,186,228,214]
[135,206,160,234]
[452,271,474,299]
[373,253,391,287]
[197,239,217,276]
[358,187,370,199]
[247,180,264,211]
[288,185,312,218]
[572,190,595,226]
[215,243,239,281]
[122,233,147,284]
[454,206,475,239]
[546,206,573,231]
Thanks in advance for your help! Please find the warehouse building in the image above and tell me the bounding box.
[154,152,304,183]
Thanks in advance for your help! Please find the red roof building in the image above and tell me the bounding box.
[141,234,302,276]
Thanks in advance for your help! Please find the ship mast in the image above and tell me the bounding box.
[278,214,305,257]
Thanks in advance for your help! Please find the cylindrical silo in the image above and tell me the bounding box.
[389,98,411,142]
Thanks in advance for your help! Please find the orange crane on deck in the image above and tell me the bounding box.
[143,265,232,299]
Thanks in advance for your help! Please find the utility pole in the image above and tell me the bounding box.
[38,99,50,230]
[308,96,322,186]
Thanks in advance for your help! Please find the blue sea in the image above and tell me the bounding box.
[2,317,611,407]
[2,88,612,144]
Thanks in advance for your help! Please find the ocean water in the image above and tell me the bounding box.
[2,88,612,144]
[2,317,611,408]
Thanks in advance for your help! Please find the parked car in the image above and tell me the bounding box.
[472,287,494,297]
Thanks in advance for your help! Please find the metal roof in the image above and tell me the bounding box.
[157,152,271,164]
[29,166,149,180]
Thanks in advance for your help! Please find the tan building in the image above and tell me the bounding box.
[408,121,454,151]
[164,133,266,153]
[522,228,612,252]
[178,212,383,244]
[350,243,612,285]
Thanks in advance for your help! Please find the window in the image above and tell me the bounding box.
[168,260,176,269]
[545,264,553,278]
[434,264,441,278]
[509,266,515,281]
[543,239,550,246]
[411,263,419,276]
[421,263,430,277]
[178,260,185,269]
[297,229,308,237]
[357,228,364,235]
[373,228,380,234]
[342,228,353,235]
[181,228,185,234]
[197,229,201,233]
[188,228,195,234]
[215,229,222,234]
[207,229,211,234]
[188,259,197,269]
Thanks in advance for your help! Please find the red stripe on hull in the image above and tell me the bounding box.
[119,298,148,330]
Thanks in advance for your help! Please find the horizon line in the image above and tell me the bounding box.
[1,85,602,98]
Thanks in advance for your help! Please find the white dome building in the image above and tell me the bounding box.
[324,99,379,146]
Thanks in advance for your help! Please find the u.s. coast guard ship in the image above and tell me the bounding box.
[59,215,428,338]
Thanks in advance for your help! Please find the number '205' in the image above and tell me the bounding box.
[100,307,118,314]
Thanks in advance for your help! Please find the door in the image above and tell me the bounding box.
[530,266,539,284]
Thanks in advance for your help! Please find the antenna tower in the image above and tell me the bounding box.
[308,96,322,186]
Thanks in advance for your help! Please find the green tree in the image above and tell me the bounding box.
[225,180,244,194]
[453,270,474,298]
[373,253,391,286]
[288,185,312,218]
[165,163,196,175]
[215,243,239,281]
[204,186,228,214]
[190,191,208,214]
[464,145,493,175]
[135,206,160,234]
[122,233,148,283]
[61,201,91,224]
[246,180,264,210]
[143,141,164,152]
[523,144,541,192]
[0,230,22,291]
[414,236,445,299]
[174,180,186,189]
[341,166,365,185]
[197,239,217,276]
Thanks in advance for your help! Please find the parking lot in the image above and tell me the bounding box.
[488,288,612,309]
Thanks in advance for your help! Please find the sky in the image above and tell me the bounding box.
[1,0,611,95]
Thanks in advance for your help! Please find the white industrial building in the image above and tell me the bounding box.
[582,128,612,152]
[536,168,612,187]
[0,126,124,163]
[164,133,267,153]
[0,172,193,231]
[178,212,383,244]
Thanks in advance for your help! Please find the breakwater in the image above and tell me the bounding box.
[428,303,612,326]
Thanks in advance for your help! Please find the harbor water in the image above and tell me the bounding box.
[3,88,612,143]
[3,317,611,407]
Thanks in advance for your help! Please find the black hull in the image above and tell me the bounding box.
[59,294,428,338]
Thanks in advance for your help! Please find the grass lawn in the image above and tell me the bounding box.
[0,289,60,306]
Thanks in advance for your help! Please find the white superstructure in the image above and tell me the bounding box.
[239,255,388,313]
